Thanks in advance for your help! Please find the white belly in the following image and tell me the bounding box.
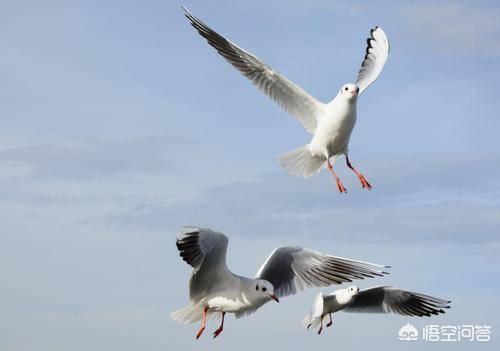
[310,109,356,159]
[205,296,249,313]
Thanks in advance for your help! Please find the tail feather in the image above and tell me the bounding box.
[278,144,324,178]
[171,305,203,325]
[303,292,324,330]
[170,304,219,325]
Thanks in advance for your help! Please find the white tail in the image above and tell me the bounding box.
[170,304,219,325]
[170,304,204,325]
[278,144,324,178]
[303,292,324,330]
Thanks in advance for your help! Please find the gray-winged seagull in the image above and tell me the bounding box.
[304,285,451,335]
[183,7,390,193]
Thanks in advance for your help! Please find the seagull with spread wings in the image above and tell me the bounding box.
[304,285,451,335]
[183,7,390,193]
[171,227,389,339]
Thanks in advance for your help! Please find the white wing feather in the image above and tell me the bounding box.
[356,27,390,95]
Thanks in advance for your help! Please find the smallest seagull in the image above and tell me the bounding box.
[304,285,451,335]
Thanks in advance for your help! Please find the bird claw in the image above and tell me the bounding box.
[196,327,205,340]
[358,174,372,190]
[336,180,347,193]
[213,328,223,339]
[317,326,323,335]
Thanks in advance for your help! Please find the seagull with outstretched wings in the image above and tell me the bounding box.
[183,7,390,193]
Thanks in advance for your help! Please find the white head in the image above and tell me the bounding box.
[252,279,279,303]
[338,83,359,101]
[334,285,360,305]
[346,285,360,296]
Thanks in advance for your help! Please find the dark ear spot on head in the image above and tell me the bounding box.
[255,285,259,291]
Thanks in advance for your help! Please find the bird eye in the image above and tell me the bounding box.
[344,87,348,91]
[262,287,267,292]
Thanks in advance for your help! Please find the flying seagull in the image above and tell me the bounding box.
[182,7,390,193]
[303,285,451,335]
[171,227,389,339]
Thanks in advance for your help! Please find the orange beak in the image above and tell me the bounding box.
[269,294,280,303]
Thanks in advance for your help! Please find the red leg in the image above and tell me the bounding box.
[327,159,347,193]
[196,306,208,340]
[326,313,333,327]
[346,156,372,190]
[213,312,225,338]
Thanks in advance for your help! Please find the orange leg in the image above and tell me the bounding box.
[213,312,225,338]
[327,159,347,193]
[326,313,333,327]
[346,156,372,190]
[196,306,209,340]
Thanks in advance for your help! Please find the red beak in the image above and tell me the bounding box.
[269,294,280,303]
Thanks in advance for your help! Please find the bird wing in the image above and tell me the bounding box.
[255,246,389,298]
[343,286,451,316]
[355,27,390,95]
[176,226,233,301]
[183,7,324,134]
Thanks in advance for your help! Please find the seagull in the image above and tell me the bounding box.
[171,227,390,339]
[182,7,390,193]
[303,285,451,335]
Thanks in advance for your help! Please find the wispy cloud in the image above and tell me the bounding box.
[95,153,500,244]
[398,2,500,57]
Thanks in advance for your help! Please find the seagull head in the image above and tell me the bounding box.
[253,279,279,303]
[339,83,359,100]
[346,285,360,296]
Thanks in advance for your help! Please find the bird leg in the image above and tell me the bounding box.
[212,312,225,338]
[196,306,209,340]
[326,313,333,328]
[327,159,347,193]
[317,315,324,335]
[345,156,372,190]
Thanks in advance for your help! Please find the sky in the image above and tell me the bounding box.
[1,0,499,350]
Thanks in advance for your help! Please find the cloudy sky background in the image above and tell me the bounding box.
[1,0,499,350]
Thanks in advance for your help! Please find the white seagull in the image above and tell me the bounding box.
[304,285,451,335]
[171,227,389,339]
[183,7,390,193]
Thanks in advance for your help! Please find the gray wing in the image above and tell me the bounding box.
[355,27,390,95]
[176,226,233,301]
[183,7,323,134]
[255,246,389,298]
[343,286,451,316]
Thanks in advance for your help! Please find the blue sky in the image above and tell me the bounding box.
[1,0,499,350]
